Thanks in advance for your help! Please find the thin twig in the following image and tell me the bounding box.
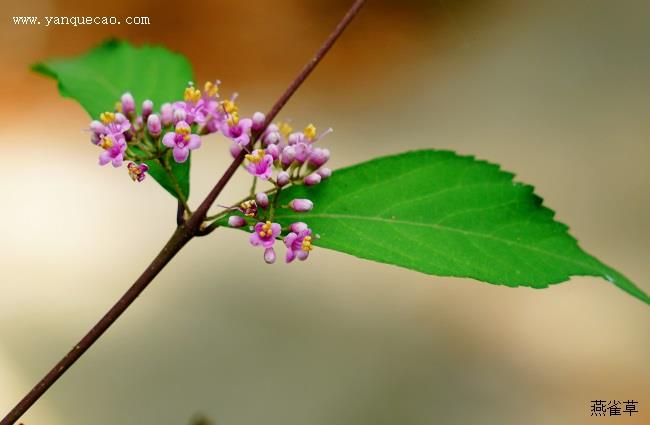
[0,1,365,423]
[176,200,185,226]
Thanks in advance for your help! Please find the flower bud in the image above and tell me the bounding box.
[172,107,187,124]
[266,143,280,160]
[294,143,311,163]
[228,215,246,228]
[121,92,135,115]
[304,173,321,186]
[317,167,332,180]
[290,222,309,233]
[289,198,314,212]
[255,192,269,208]
[281,145,296,167]
[263,126,281,146]
[142,99,153,120]
[264,247,276,264]
[288,132,306,145]
[276,171,290,187]
[90,120,104,134]
[252,112,266,131]
[147,114,162,137]
[161,103,173,126]
[309,148,330,168]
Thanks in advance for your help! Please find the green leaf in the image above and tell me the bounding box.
[271,150,648,305]
[33,39,193,200]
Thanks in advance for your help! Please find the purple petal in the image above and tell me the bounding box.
[264,247,276,264]
[187,134,201,150]
[250,233,261,246]
[162,132,176,148]
[270,223,282,238]
[261,238,276,249]
[239,118,253,131]
[284,233,298,247]
[285,249,296,263]
[98,151,111,166]
[173,146,190,163]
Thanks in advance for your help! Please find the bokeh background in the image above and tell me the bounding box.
[1,0,649,424]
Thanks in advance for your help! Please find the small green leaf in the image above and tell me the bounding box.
[271,150,648,305]
[33,39,193,200]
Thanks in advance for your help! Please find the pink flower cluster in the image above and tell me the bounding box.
[87,81,333,265]
[88,81,234,181]
[225,120,334,265]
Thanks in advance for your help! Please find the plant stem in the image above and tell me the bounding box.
[0,1,365,423]
[249,175,258,197]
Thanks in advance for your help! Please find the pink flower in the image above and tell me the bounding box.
[221,116,253,146]
[245,149,273,180]
[127,162,149,182]
[250,221,281,249]
[162,121,201,163]
[90,112,131,145]
[284,223,314,262]
[98,134,127,167]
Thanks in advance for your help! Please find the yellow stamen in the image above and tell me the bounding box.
[304,124,316,140]
[114,102,123,113]
[226,112,240,126]
[204,81,219,97]
[222,99,237,114]
[301,235,313,251]
[184,86,201,103]
[278,122,293,137]
[100,112,115,124]
[99,136,113,149]
[245,149,266,163]
[175,126,191,136]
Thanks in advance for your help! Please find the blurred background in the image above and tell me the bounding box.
[1,0,649,424]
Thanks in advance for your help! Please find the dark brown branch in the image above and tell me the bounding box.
[176,199,186,226]
[0,1,365,424]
